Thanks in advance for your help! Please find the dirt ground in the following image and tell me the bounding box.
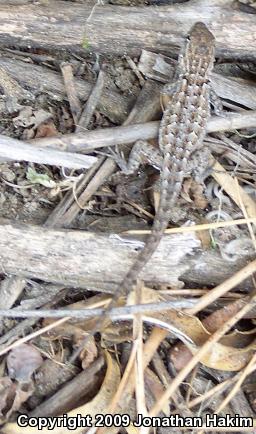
[0,0,256,432]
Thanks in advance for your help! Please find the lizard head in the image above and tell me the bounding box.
[185,22,215,76]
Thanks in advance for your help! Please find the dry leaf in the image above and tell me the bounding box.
[5,383,34,420]
[35,120,58,138]
[130,288,256,371]
[7,344,43,383]
[1,344,43,422]
[202,298,251,333]
[167,297,256,371]
[189,180,208,209]
[196,222,211,249]
[181,178,193,203]
[0,379,33,423]
[153,309,256,371]
[13,107,51,129]
[3,351,120,434]
[145,368,169,415]
[79,334,98,370]
[0,378,15,419]
[197,340,256,371]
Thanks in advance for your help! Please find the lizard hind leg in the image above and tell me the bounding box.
[108,140,162,175]
[188,146,212,195]
[127,140,162,173]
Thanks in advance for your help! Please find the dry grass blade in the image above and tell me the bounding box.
[0,317,71,358]
[216,352,256,414]
[211,157,256,222]
[187,363,256,409]
[149,291,256,417]
[133,283,147,418]
[125,217,256,235]
[186,259,256,315]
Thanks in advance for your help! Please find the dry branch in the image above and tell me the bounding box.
[30,111,256,153]
[0,0,255,59]
[0,57,132,124]
[138,50,256,110]
[0,135,97,169]
[30,356,105,417]
[0,219,253,292]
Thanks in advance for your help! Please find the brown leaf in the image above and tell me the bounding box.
[0,377,15,419]
[35,121,59,138]
[0,378,33,422]
[190,180,208,209]
[79,334,98,370]
[169,298,256,371]
[133,288,256,371]
[3,351,120,434]
[7,344,43,383]
[5,383,34,420]
[13,107,51,130]
[144,368,169,415]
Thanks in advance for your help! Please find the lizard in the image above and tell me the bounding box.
[71,22,216,358]
[115,22,215,296]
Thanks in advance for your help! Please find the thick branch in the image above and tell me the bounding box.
[0,1,255,58]
[0,220,253,293]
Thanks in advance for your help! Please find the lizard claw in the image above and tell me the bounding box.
[99,146,132,174]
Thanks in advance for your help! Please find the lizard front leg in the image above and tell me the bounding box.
[109,140,162,175]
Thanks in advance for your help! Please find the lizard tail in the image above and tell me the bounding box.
[117,187,179,298]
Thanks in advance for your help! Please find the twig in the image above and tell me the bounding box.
[187,364,256,409]
[0,317,71,357]
[0,134,97,169]
[46,80,161,234]
[216,353,256,414]
[46,157,116,227]
[149,291,256,417]
[60,62,82,123]
[30,355,105,418]
[126,217,256,235]
[76,70,105,131]
[44,156,106,227]
[186,259,256,315]
[125,56,145,87]
[0,299,199,320]
[31,110,256,152]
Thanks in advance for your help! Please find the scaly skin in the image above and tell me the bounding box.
[73,23,215,354]
[118,22,215,297]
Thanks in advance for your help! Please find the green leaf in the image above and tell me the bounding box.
[26,167,56,188]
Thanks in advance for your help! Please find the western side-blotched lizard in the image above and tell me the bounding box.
[73,22,216,352]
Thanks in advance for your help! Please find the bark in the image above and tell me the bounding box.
[0,0,255,59]
[0,57,132,124]
[0,219,253,293]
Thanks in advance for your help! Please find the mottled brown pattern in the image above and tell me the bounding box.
[118,22,215,295]
[93,23,215,335]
